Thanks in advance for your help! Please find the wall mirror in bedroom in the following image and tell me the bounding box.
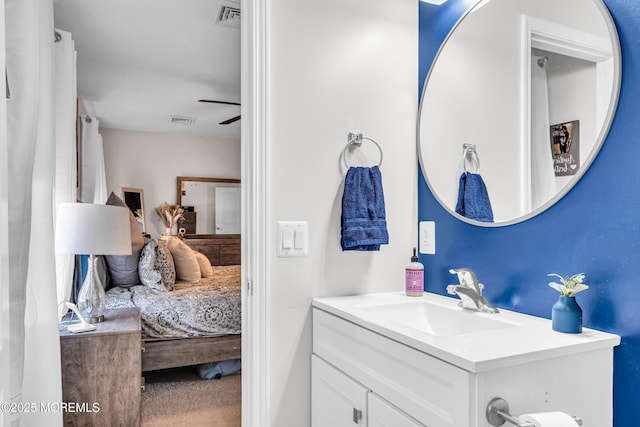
[177,177,241,235]
[418,0,621,226]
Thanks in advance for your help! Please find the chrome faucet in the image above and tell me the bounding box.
[446,268,499,313]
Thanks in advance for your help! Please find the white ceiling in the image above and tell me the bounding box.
[53,0,241,139]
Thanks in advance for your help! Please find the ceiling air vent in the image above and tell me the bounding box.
[170,115,195,125]
[216,3,240,28]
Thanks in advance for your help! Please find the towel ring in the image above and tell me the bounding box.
[462,143,480,174]
[343,132,384,170]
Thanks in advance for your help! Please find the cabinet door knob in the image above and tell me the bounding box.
[352,408,362,424]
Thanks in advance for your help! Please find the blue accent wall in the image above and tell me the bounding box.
[418,1,640,425]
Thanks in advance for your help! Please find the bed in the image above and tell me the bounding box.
[104,235,242,372]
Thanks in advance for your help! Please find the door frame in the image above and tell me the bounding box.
[241,0,271,425]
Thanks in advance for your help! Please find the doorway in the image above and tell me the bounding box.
[51,1,252,425]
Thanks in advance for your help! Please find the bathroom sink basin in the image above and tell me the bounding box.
[313,291,621,373]
[354,299,517,336]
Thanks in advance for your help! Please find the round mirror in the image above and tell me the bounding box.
[418,0,621,226]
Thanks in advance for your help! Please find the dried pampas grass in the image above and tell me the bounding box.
[155,202,184,228]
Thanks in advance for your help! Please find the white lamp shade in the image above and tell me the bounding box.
[55,203,132,255]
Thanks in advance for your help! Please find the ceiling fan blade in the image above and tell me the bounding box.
[219,115,241,125]
[198,99,241,106]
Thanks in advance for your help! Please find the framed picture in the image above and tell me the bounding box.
[121,187,146,233]
[550,120,580,176]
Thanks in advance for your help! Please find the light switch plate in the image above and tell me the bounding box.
[277,221,308,257]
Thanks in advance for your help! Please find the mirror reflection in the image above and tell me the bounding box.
[176,177,241,235]
[418,0,621,226]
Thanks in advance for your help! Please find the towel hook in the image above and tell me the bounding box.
[462,143,480,174]
[343,132,383,170]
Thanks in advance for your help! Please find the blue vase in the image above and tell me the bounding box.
[552,295,582,333]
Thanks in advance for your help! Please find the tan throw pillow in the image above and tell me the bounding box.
[193,250,213,278]
[167,237,201,282]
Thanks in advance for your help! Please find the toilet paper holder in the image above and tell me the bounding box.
[486,397,582,427]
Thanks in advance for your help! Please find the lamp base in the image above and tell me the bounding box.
[77,254,107,324]
[90,314,105,323]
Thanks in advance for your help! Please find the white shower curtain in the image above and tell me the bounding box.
[4,0,65,425]
[530,55,557,210]
[1,2,10,426]
[54,30,78,318]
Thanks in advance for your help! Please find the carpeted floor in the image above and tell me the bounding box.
[141,366,241,427]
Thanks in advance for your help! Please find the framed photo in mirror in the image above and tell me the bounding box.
[121,187,146,233]
[550,120,580,176]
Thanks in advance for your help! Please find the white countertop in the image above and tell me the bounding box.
[312,291,620,373]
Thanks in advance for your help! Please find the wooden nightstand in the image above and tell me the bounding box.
[59,307,141,426]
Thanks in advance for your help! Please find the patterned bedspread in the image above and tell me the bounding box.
[105,265,241,338]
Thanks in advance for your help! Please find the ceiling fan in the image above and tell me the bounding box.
[198,99,241,125]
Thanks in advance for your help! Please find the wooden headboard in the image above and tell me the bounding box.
[182,234,241,266]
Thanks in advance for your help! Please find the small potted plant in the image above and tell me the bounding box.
[548,273,589,333]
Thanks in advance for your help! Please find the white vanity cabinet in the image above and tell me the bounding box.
[368,393,424,427]
[312,293,620,427]
[312,354,424,427]
[312,354,369,426]
[312,308,470,426]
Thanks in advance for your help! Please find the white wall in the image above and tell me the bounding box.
[101,127,240,237]
[266,0,418,424]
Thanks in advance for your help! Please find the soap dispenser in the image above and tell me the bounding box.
[405,248,424,297]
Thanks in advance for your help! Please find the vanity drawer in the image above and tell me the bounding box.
[313,309,473,427]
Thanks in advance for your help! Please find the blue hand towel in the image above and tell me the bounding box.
[341,166,389,251]
[455,172,494,223]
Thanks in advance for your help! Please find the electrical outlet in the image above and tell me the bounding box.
[419,221,435,254]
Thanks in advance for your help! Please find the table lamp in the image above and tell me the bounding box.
[55,203,132,322]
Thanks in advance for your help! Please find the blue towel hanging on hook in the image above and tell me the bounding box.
[455,172,494,223]
[341,166,389,251]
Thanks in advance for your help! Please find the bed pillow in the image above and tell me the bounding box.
[138,239,176,291]
[138,240,162,290]
[193,250,214,278]
[155,239,176,290]
[104,192,145,287]
[103,252,141,288]
[167,237,201,282]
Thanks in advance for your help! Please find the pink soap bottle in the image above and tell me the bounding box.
[405,248,424,297]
